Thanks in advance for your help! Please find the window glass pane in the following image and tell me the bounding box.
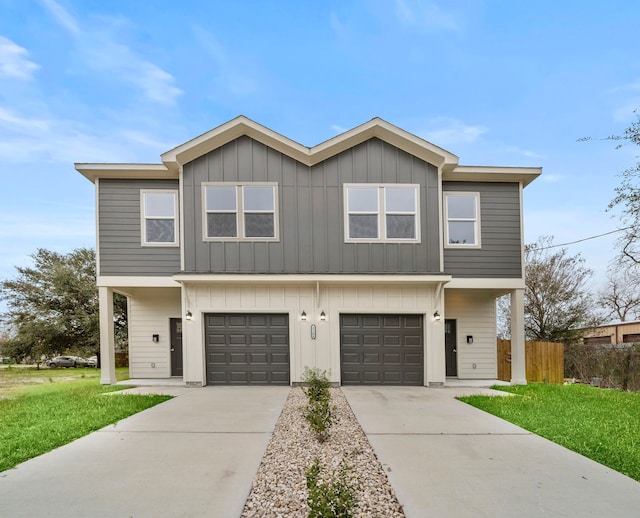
[207,213,237,237]
[447,195,476,219]
[244,186,274,211]
[145,193,175,218]
[349,214,378,239]
[245,213,275,237]
[348,187,378,212]
[386,187,416,212]
[448,221,476,244]
[206,186,237,211]
[146,219,175,243]
[387,215,415,239]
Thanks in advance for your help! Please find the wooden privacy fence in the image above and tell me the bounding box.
[497,339,564,384]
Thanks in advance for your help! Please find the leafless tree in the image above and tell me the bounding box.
[597,269,640,322]
[524,236,599,342]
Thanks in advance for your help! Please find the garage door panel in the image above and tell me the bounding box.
[382,353,401,364]
[205,313,290,385]
[340,314,423,386]
[382,316,401,327]
[405,353,422,365]
[363,371,382,383]
[363,334,382,345]
[362,316,382,328]
[270,334,288,345]
[404,316,422,328]
[271,352,289,364]
[228,315,248,327]
[229,352,248,364]
[363,353,381,364]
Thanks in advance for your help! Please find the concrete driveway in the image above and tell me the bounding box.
[342,386,640,518]
[0,386,289,518]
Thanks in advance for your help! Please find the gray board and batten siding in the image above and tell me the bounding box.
[98,179,180,276]
[442,181,522,278]
[182,136,441,274]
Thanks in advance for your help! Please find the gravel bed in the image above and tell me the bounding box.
[241,387,405,517]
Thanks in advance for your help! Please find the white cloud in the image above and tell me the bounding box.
[39,0,182,105]
[503,145,545,160]
[418,117,488,146]
[0,105,153,163]
[393,0,460,31]
[191,25,258,96]
[0,36,40,80]
[330,124,348,134]
[39,0,81,36]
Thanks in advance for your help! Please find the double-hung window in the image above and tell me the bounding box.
[444,192,480,247]
[345,184,419,242]
[141,190,178,246]
[203,183,278,240]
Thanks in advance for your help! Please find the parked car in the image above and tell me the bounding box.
[72,356,88,367]
[46,356,78,368]
[86,356,98,368]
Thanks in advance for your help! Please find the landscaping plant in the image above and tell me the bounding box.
[302,368,334,442]
[305,457,358,518]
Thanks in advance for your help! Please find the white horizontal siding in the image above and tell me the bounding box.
[128,288,181,378]
[445,289,497,379]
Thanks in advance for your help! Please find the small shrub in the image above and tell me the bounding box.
[302,367,331,403]
[302,367,334,442]
[306,457,358,518]
[304,398,334,442]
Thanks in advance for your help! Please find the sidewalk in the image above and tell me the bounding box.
[0,386,289,518]
[342,386,640,518]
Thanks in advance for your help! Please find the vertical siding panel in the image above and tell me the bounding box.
[353,145,368,183]
[282,186,298,272]
[368,139,383,183]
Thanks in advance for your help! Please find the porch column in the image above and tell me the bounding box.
[98,286,116,385]
[510,288,527,385]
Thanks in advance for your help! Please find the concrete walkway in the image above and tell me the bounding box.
[342,386,640,518]
[0,386,289,518]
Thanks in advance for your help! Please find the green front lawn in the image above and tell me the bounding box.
[0,368,171,472]
[459,384,640,482]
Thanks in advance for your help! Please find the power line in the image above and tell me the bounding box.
[529,226,633,251]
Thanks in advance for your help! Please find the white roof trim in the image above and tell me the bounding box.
[76,116,542,186]
[75,163,176,184]
[173,273,453,284]
[161,115,459,169]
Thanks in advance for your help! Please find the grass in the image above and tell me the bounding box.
[459,384,640,482]
[0,366,171,472]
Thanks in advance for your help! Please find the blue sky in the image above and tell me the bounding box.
[1,0,639,292]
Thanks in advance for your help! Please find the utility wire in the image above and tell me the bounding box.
[529,226,633,251]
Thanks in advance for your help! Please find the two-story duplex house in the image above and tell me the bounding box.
[76,116,540,387]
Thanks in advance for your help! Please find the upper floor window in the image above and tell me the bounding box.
[203,183,278,241]
[344,184,419,242]
[141,190,179,246]
[445,192,480,248]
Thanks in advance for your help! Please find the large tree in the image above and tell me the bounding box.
[605,114,640,265]
[0,248,126,361]
[597,270,640,322]
[524,236,597,342]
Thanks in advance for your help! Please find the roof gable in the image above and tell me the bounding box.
[160,115,459,171]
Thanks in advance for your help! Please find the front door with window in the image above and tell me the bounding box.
[170,318,183,377]
[445,319,457,377]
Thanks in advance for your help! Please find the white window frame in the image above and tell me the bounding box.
[140,190,179,247]
[202,182,279,242]
[444,191,481,248]
[344,184,420,243]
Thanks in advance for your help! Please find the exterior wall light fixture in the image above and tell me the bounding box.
[320,311,326,321]
[185,310,193,321]
[433,311,441,321]
[301,310,307,321]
